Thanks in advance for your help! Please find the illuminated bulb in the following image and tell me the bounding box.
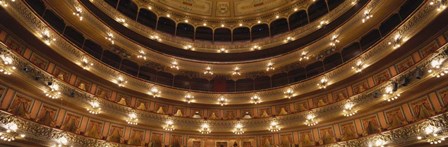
[147,6,152,10]
[166,14,171,18]
[294,8,298,11]
[257,20,261,24]
[428,56,447,78]
[283,36,294,43]
[183,45,195,51]
[276,15,279,19]
[268,120,281,132]
[184,19,189,23]
[343,102,358,117]
[217,96,227,106]
[203,23,207,26]
[115,17,128,27]
[250,45,261,51]
[430,0,447,11]
[55,136,68,146]
[0,0,14,7]
[204,67,213,75]
[239,23,243,27]
[250,95,262,104]
[221,24,225,27]
[329,35,340,47]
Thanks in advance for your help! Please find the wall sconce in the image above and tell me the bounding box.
[430,0,447,11]
[163,119,175,131]
[233,122,244,135]
[368,138,386,147]
[53,135,69,147]
[343,102,358,117]
[317,20,329,29]
[383,83,400,102]
[87,98,101,114]
[352,60,367,73]
[0,0,14,7]
[73,6,83,21]
[217,96,227,106]
[232,67,241,76]
[170,61,179,70]
[361,10,373,23]
[126,111,138,125]
[183,45,195,51]
[0,52,16,75]
[284,88,294,99]
[250,94,262,104]
[388,34,402,49]
[150,35,162,42]
[217,48,228,53]
[268,118,281,132]
[40,29,56,45]
[417,125,446,144]
[148,86,161,98]
[299,52,309,61]
[283,36,294,43]
[250,45,261,51]
[137,50,147,60]
[0,122,25,142]
[329,35,340,47]
[45,84,61,99]
[266,62,275,71]
[115,17,128,27]
[184,92,194,104]
[105,32,114,44]
[204,67,213,75]
[199,123,211,134]
[304,113,318,126]
[317,77,328,89]
[114,76,127,87]
[428,55,447,78]
[80,57,93,70]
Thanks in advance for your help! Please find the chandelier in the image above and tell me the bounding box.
[150,35,162,42]
[430,0,447,11]
[361,10,373,23]
[304,113,318,126]
[250,95,262,104]
[417,125,446,144]
[203,66,213,75]
[87,98,101,115]
[45,84,61,99]
[0,122,25,142]
[170,61,179,70]
[199,123,211,134]
[250,45,261,51]
[163,120,175,131]
[184,92,195,104]
[115,17,128,27]
[329,35,340,47]
[183,45,195,51]
[217,48,228,53]
[53,134,69,147]
[283,36,294,43]
[148,86,161,98]
[388,34,402,49]
[217,96,227,106]
[126,112,138,125]
[343,102,358,117]
[299,52,309,61]
[383,84,400,102]
[0,52,16,75]
[317,20,329,29]
[428,55,447,78]
[268,119,281,132]
[233,122,244,135]
[284,88,294,99]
